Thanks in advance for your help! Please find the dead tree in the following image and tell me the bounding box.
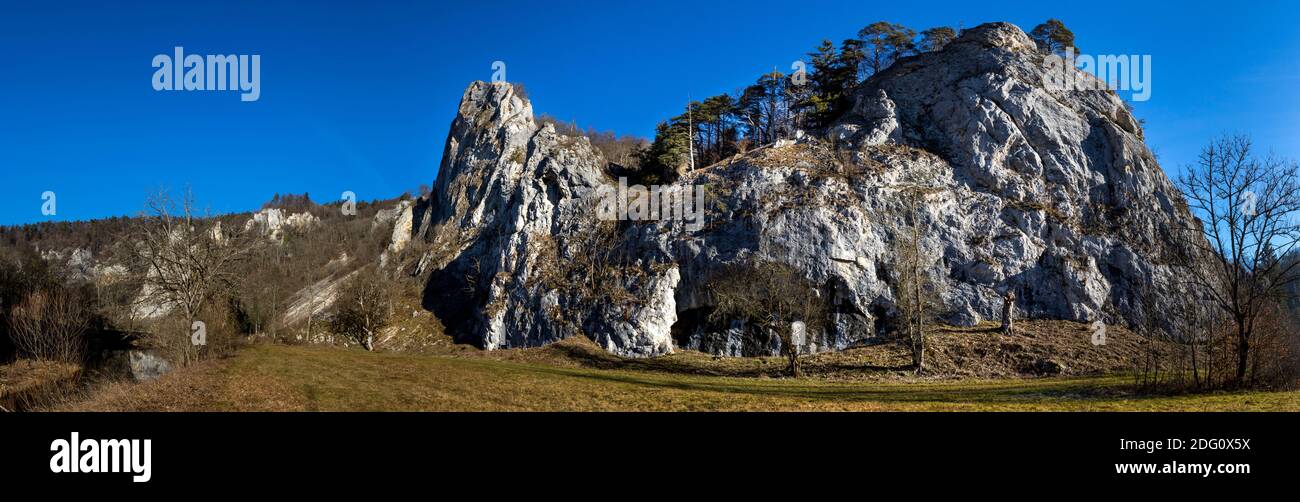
[999,290,1016,335]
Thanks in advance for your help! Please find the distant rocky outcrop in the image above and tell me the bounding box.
[244,207,319,240]
[418,23,1198,358]
[38,247,98,283]
[375,199,428,267]
[280,268,360,337]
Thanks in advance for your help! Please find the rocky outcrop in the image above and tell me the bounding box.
[38,247,100,284]
[828,22,1190,328]
[420,82,677,356]
[376,199,424,267]
[244,208,319,240]
[420,23,1198,357]
[281,269,360,329]
[388,202,414,254]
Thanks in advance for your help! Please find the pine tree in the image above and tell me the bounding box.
[1030,19,1078,55]
[641,119,691,181]
[919,26,957,52]
[858,22,916,75]
[799,39,860,129]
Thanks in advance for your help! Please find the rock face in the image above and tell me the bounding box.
[421,82,676,356]
[376,199,423,267]
[244,208,319,240]
[420,23,1197,357]
[39,247,97,283]
[828,22,1190,329]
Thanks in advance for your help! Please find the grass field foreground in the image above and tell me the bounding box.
[65,343,1300,412]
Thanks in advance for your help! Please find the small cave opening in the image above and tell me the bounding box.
[421,251,490,346]
[669,275,888,357]
[867,301,900,342]
[670,306,783,357]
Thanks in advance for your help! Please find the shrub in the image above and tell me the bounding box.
[8,289,89,364]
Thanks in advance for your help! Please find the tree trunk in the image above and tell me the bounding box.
[1190,341,1201,389]
[914,277,924,373]
[1235,333,1249,386]
[1000,293,1015,335]
[1207,337,1215,387]
[913,319,924,374]
[183,312,196,366]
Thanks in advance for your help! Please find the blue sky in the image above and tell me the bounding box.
[2,0,1298,225]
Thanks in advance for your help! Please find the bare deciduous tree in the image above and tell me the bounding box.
[707,260,827,377]
[893,177,946,373]
[1164,281,1222,389]
[1176,135,1300,385]
[129,189,255,364]
[330,268,392,351]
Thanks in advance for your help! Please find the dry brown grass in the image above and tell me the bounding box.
[460,320,1156,382]
[56,320,1295,412]
[58,341,1300,412]
[0,359,81,411]
[59,350,305,412]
